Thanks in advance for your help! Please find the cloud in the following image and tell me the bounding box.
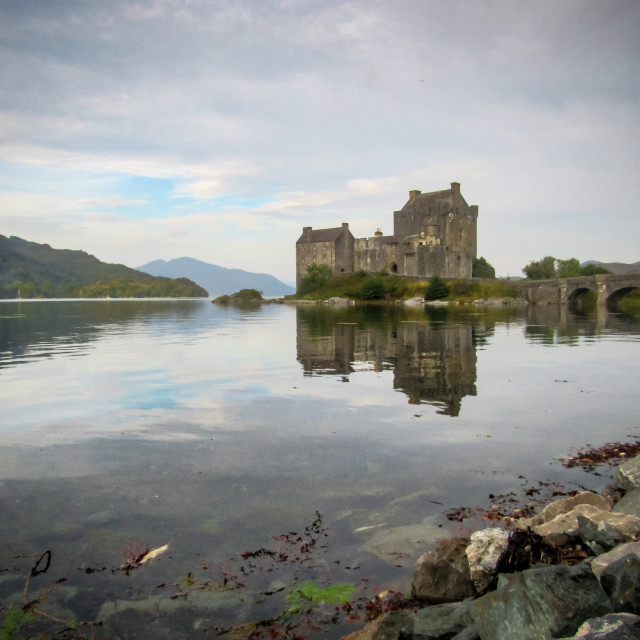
[0,0,638,280]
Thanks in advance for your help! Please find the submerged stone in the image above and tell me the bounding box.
[360,519,446,567]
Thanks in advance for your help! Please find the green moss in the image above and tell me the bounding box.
[0,607,35,640]
[285,581,357,614]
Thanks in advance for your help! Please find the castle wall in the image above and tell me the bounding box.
[296,239,335,286]
[296,224,355,287]
[296,184,478,288]
[354,236,400,273]
[334,229,355,275]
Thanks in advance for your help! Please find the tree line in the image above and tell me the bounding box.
[4,277,207,299]
[522,257,610,280]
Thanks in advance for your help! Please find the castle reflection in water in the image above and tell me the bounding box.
[295,306,477,416]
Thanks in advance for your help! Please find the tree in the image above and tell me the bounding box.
[298,264,333,295]
[472,257,496,279]
[556,258,581,278]
[580,264,611,276]
[424,275,449,301]
[522,256,557,280]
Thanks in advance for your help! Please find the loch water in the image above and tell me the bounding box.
[1,299,639,638]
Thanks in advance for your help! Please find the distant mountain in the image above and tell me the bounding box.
[137,257,295,298]
[581,260,640,275]
[0,235,207,298]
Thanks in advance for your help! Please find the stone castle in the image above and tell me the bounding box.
[296,182,478,288]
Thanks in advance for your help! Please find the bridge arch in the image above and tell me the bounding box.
[606,286,638,311]
[568,286,596,307]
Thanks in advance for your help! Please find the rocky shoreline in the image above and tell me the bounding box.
[342,457,640,640]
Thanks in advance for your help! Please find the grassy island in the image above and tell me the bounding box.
[286,269,520,304]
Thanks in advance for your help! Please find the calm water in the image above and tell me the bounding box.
[1,299,639,638]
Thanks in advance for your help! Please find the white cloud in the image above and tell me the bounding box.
[0,0,638,280]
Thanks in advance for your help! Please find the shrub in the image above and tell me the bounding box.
[359,278,386,300]
[424,275,449,300]
[298,264,333,295]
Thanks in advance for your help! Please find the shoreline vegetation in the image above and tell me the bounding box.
[282,269,640,314]
[289,269,521,305]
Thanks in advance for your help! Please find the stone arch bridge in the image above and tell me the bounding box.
[515,274,640,310]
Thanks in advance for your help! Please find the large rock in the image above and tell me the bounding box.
[617,458,640,493]
[340,614,387,640]
[558,613,640,639]
[600,554,640,614]
[614,489,640,518]
[410,601,474,639]
[471,564,613,640]
[465,528,510,593]
[370,611,414,640]
[591,542,640,579]
[519,492,610,530]
[530,504,640,538]
[411,537,475,604]
[578,514,640,555]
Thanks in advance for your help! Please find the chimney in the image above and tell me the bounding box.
[451,182,460,201]
[374,228,383,237]
[342,222,349,229]
[409,190,421,200]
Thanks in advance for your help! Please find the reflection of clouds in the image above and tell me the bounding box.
[2,301,639,499]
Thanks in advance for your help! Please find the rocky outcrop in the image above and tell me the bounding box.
[411,538,475,604]
[559,614,640,640]
[616,458,640,493]
[465,528,509,593]
[341,456,640,640]
[324,297,355,306]
[471,564,612,640]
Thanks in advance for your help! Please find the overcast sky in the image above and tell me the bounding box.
[1,0,638,283]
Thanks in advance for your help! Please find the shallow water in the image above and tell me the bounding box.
[1,299,639,638]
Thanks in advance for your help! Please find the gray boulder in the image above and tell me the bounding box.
[617,459,640,494]
[558,613,640,639]
[600,554,640,614]
[518,492,610,530]
[412,538,475,604]
[578,515,635,555]
[471,563,613,640]
[465,528,510,593]
[409,601,474,639]
[614,489,640,519]
[591,542,640,580]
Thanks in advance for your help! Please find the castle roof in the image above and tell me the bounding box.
[298,226,347,243]
[400,187,455,212]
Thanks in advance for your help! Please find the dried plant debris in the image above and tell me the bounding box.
[445,479,581,525]
[560,440,640,473]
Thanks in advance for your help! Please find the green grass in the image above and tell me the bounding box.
[286,273,519,303]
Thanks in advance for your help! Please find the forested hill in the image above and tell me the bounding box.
[0,235,208,298]
[138,257,295,297]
